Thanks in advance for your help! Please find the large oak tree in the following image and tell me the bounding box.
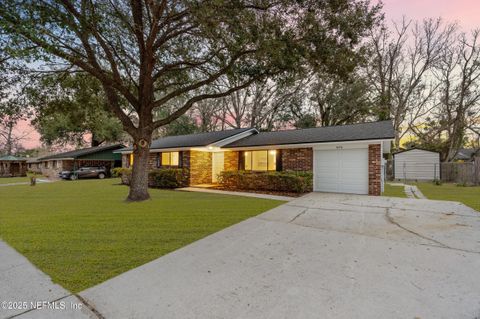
[0,0,380,201]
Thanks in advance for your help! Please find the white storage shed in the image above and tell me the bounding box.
[394,148,440,180]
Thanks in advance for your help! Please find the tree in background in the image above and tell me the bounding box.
[0,36,31,155]
[410,29,480,161]
[310,72,372,126]
[0,0,381,201]
[28,73,124,147]
[213,77,309,131]
[367,18,455,149]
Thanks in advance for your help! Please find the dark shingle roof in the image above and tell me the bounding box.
[454,148,480,160]
[120,128,253,152]
[38,144,125,160]
[224,121,395,148]
[0,155,27,161]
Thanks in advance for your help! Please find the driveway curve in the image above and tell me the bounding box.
[79,193,480,319]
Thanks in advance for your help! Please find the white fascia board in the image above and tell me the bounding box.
[116,147,191,154]
[39,158,75,161]
[222,139,392,151]
[382,140,391,153]
[211,129,258,148]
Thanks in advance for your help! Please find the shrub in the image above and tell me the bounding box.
[433,179,442,186]
[111,167,131,178]
[218,170,313,193]
[112,167,132,184]
[148,168,189,188]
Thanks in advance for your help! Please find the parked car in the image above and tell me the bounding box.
[59,166,108,180]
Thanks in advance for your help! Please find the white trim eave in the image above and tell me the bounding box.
[209,128,258,148]
[38,158,75,161]
[221,139,393,151]
[116,138,394,154]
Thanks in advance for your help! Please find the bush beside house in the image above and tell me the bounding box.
[218,170,313,193]
[114,167,189,188]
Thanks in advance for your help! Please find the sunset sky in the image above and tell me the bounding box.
[16,0,480,149]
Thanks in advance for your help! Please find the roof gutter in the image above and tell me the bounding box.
[221,138,394,151]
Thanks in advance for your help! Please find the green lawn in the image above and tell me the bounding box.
[382,183,407,198]
[0,179,283,292]
[416,182,480,212]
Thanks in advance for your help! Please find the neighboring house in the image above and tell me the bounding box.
[454,148,480,162]
[27,158,41,172]
[0,155,28,177]
[35,144,124,178]
[393,148,440,181]
[118,121,395,195]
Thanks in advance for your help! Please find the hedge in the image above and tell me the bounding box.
[114,167,189,189]
[218,170,313,193]
[148,168,189,188]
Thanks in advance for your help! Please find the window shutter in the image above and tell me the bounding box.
[156,153,161,168]
[238,151,245,170]
[276,150,282,171]
[158,152,162,167]
[178,151,183,168]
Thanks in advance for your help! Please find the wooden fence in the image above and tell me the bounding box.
[440,159,480,185]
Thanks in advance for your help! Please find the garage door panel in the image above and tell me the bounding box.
[314,148,368,195]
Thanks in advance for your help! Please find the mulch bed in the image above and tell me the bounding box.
[211,186,305,198]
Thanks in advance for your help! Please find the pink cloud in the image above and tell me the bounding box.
[382,0,480,30]
[14,119,42,149]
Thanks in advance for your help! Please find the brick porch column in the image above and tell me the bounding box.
[368,144,381,196]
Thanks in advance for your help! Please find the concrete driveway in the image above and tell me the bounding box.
[74,193,480,319]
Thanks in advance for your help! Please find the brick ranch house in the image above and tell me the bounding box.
[0,155,28,177]
[118,121,394,195]
[29,144,124,178]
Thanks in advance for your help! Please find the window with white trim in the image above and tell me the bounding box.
[244,150,276,171]
[161,152,179,166]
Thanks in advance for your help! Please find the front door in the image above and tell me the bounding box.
[212,152,225,183]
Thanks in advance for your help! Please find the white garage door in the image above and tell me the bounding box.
[314,148,368,194]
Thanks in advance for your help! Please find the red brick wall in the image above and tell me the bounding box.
[224,151,239,171]
[189,151,212,184]
[368,144,381,196]
[281,148,313,171]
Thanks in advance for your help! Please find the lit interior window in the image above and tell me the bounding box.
[268,150,277,171]
[161,152,170,166]
[129,154,134,166]
[161,152,179,166]
[171,152,179,166]
[244,150,276,171]
[244,151,252,170]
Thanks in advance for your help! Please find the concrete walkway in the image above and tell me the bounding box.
[77,193,480,319]
[404,184,426,199]
[387,182,426,199]
[0,179,53,187]
[177,187,294,201]
[0,240,96,319]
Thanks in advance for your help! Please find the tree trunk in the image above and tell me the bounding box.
[127,137,151,201]
[5,121,13,155]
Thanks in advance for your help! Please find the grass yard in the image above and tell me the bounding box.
[0,179,283,292]
[416,182,480,212]
[382,183,407,198]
